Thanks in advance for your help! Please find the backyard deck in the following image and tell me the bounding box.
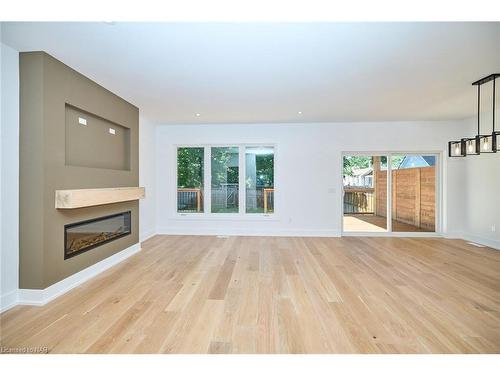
[343,162,436,233]
[343,214,431,232]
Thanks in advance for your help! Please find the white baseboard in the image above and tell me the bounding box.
[342,231,443,238]
[158,227,500,250]
[461,232,500,250]
[157,226,340,237]
[442,231,463,240]
[0,243,141,313]
[0,290,19,314]
[140,229,156,242]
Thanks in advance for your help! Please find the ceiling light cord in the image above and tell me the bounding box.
[477,83,480,135]
[493,77,496,132]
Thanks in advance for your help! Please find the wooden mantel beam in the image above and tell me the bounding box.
[55,187,145,209]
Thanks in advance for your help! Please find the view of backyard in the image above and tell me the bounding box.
[343,154,437,233]
[177,146,274,214]
[177,147,204,213]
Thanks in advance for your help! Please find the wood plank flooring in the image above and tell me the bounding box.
[1,235,499,353]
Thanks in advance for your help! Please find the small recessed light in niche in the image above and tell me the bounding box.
[196,113,201,117]
[78,117,87,125]
[109,128,116,135]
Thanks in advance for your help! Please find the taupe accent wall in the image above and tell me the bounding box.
[19,52,139,289]
[65,104,131,171]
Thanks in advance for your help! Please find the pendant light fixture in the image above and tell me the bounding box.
[492,76,500,151]
[474,74,497,154]
[449,73,499,157]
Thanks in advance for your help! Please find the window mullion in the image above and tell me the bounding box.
[387,154,393,233]
[239,145,245,215]
[205,146,211,214]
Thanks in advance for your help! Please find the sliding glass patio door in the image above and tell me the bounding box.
[342,153,439,234]
[343,154,389,233]
[390,154,437,233]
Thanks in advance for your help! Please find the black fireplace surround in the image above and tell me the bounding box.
[64,211,131,259]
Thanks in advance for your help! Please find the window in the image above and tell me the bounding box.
[176,145,276,215]
[177,147,204,213]
[211,147,240,213]
[245,146,274,213]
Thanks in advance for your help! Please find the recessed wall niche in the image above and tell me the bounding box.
[65,104,131,170]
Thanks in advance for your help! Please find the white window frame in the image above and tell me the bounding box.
[340,151,443,237]
[173,143,278,221]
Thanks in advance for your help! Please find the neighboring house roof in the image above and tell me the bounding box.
[352,167,373,177]
[397,155,435,169]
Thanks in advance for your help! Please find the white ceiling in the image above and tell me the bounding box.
[2,22,500,124]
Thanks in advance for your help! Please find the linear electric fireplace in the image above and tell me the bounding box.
[64,211,131,259]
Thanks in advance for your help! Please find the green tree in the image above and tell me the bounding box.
[177,147,204,188]
[390,155,405,169]
[256,154,274,187]
[343,156,371,176]
[211,147,239,186]
[343,155,405,176]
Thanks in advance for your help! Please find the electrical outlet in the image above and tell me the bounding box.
[109,128,116,135]
[492,224,496,232]
[78,117,87,125]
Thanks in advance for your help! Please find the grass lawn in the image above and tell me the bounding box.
[211,207,239,213]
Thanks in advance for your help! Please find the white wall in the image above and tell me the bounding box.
[461,118,500,249]
[1,42,20,311]
[155,121,468,237]
[139,116,157,241]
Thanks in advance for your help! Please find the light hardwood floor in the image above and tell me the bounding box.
[1,235,500,354]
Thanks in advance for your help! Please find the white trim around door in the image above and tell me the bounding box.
[340,151,443,237]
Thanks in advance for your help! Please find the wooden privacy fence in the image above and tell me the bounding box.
[376,166,435,231]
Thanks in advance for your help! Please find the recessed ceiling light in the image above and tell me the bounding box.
[298,111,302,115]
[196,113,201,117]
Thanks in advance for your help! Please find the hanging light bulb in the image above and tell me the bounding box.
[483,137,489,151]
[468,140,474,153]
[449,140,465,157]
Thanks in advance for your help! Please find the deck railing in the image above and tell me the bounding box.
[245,188,274,213]
[344,187,374,214]
[177,188,202,212]
[263,188,274,214]
[178,187,275,213]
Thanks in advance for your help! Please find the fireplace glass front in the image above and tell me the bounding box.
[64,211,131,259]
